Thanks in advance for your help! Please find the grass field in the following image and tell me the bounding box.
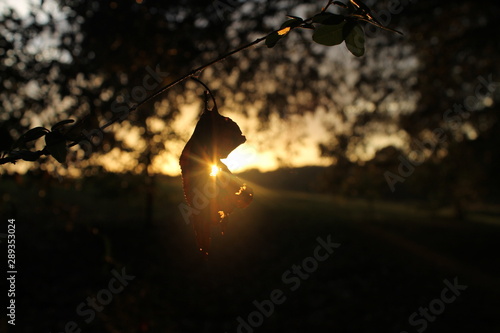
[1,172,499,333]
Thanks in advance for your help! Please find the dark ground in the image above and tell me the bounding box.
[1,170,499,333]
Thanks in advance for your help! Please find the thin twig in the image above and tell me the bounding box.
[97,34,271,132]
[191,77,217,110]
[67,33,273,150]
[2,29,284,162]
[2,0,338,165]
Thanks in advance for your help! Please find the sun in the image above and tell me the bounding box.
[209,164,220,177]
[221,144,258,172]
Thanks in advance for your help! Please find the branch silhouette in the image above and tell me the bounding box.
[1,0,402,166]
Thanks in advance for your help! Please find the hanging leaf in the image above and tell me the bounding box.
[12,127,50,149]
[332,1,348,9]
[265,32,282,48]
[62,112,99,141]
[10,150,43,162]
[344,22,365,57]
[312,12,344,25]
[302,22,315,30]
[281,17,303,29]
[312,22,346,46]
[278,26,291,36]
[45,131,68,163]
[266,17,303,48]
[51,119,75,131]
[179,91,253,255]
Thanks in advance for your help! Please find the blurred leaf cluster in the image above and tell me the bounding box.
[1,0,499,209]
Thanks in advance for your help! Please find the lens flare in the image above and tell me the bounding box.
[210,165,220,177]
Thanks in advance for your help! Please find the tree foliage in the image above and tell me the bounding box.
[0,0,401,168]
[1,0,498,209]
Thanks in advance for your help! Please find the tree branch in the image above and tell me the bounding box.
[2,0,401,166]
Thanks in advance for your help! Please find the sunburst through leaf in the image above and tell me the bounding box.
[210,164,220,177]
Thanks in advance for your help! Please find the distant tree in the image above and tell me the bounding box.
[318,0,499,211]
[398,0,500,210]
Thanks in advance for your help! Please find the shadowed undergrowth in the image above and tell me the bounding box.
[1,172,499,332]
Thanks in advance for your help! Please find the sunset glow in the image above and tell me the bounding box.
[210,165,220,177]
[221,144,258,172]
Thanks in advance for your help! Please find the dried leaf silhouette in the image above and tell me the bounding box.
[179,93,253,255]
